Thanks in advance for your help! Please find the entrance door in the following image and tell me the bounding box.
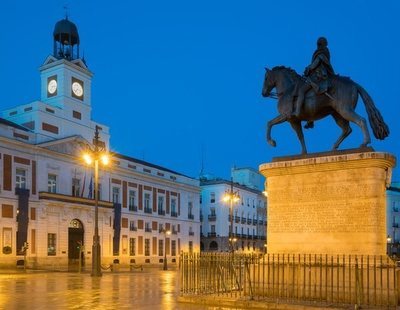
[68,219,84,266]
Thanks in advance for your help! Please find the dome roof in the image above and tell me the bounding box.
[53,18,80,45]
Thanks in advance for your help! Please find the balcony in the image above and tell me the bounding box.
[247,219,252,225]
[253,219,257,225]
[144,207,152,214]
[189,231,194,236]
[259,220,264,225]
[188,214,194,220]
[393,223,399,228]
[129,226,138,232]
[208,214,216,221]
[208,232,216,237]
[171,211,178,217]
[129,205,138,212]
[172,229,178,235]
[158,210,165,216]
[235,216,240,223]
[241,217,246,224]
[145,227,152,232]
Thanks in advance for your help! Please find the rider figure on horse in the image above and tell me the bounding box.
[293,37,335,120]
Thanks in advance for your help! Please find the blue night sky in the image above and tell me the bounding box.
[1,0,399,181]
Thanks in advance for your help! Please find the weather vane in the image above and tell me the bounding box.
[64,4,69,19]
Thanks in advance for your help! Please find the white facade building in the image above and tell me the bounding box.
[200,170,267,253]
[387,182,400,256]
[0,17,200,269]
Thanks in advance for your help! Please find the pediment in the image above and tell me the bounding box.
[38,135,91,156]
[71,59,88,70]
[41,55,59,66]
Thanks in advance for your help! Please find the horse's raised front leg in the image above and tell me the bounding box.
[266,114,287,147]
[331,113,352,150]
[289,120,307,154]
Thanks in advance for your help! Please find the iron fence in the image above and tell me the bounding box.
[180,252,399,308]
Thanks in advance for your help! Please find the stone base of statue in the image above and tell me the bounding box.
[259,149,396,255]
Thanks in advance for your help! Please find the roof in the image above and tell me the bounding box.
[113,153,193,179]
[0,118,30,131]
[200,179,264,195]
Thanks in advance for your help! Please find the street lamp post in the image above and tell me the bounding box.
[83,125,109,277]
[223,179,240,253]
[162,228,171,270]
[387,235,392,257]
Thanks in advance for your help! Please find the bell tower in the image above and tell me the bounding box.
[39,16,92,110]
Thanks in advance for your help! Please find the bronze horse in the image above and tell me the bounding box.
[262,66,389,154]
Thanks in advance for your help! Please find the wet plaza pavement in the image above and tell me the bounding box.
[0,269,221,310]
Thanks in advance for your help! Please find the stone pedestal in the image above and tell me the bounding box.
[259,150,396,255]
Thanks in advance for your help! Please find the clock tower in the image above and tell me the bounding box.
[2,16,109,147]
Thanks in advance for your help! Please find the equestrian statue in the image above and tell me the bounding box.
[261,37,389,154]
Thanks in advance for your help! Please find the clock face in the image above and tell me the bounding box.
[48,79,57,94]
[72,82,83,97]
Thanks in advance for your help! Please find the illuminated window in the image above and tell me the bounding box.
[129,238,136,256]
[144,239,150,256]
[47,233,56,256]
[158,239,164,256]
[171,240,176,256]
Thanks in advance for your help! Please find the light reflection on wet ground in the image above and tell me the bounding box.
[0,269,226,310]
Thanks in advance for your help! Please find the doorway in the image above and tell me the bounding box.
[68,219,84,267]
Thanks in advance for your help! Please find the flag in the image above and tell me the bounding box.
[80,171,86,197]
[88,176,93,199]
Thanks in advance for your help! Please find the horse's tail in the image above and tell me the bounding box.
[356,84,389,140]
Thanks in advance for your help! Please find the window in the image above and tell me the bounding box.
[129,190,136,211]
[158,196,164,213]
[189,241,193,254]
[145,222,151,232]
[144,239,150,256]
[47,233,56,256]
[171,240,176,256]
[144,193,151,210]
[188,202,193,218]
[129,238,136,256]
[129,221,136,231]
[112,187,120,203]
[159,239,164,256]
[171,198,177,214]
[72,178,80,196]
[210,192,215,203]
[211,225,216,233]
[15,168,26,189]
[48,174,57,193]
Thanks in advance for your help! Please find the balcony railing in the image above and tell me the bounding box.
[189,231,194,236]
[247,219,252,224]
[393,207,399,213]
[172,230,178,235]
[253,219,257,225]
[235,216,240,223]
[145,227,152,232]
[393,223,399,228]
[158,210,165,216]
[208,232,216,237]
[129,205,138,212]
[144,207,152,214]
[129,226,138,231]
[208,214,216,221]
[241,217,246,224]
[188,214,194,220]
[171,211,178,217]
